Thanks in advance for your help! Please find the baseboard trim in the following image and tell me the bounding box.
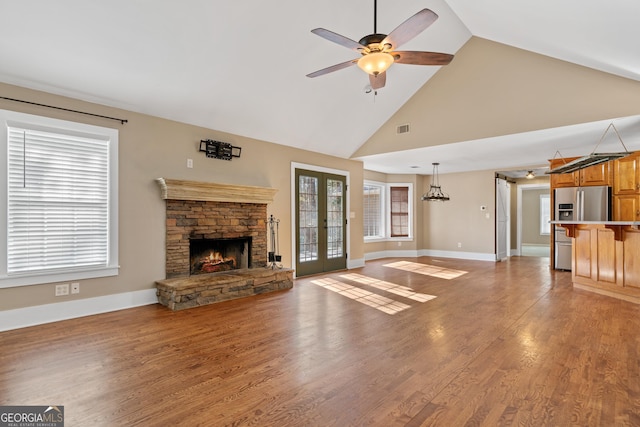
[365,249,495,262]
[0,288,158,332]
[348,258,366,269]
[365,250,420,261]
[419,249,496,262]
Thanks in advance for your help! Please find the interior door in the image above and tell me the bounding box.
[295,169,347,276]
[496,177,510,261]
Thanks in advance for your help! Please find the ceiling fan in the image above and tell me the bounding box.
[306,0,454,90]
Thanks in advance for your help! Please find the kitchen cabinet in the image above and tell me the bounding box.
[612,152,640,220]
[580,161,612,186]
[548,157,611,188]
[613,152,640,195]
[613,194,640,221]
[562,222,640,303]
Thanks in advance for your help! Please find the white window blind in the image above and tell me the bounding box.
[363,184,382,238]
[7,125,110,274]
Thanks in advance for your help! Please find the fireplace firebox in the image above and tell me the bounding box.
[190,237,251,275]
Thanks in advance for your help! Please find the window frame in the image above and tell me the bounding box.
[363,181,385,240]
[363,180,413,242]
[0,109,119,288]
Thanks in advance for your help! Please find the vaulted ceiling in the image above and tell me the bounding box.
[1,0,639,175]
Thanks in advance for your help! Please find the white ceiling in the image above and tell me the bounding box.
[1,0,639,175]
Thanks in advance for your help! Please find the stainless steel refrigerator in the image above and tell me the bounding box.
[554,186,611,270]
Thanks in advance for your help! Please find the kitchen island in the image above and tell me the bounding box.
[551,221,640,303]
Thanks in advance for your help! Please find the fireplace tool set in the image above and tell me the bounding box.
[268,214,283,269]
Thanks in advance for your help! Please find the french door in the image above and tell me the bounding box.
[295,169,347,276]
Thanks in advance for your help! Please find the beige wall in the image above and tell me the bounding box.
[0,83,364,311]
[422,170,495,253]
[521,188,550,245]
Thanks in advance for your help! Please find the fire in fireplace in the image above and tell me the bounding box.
[190,237,251,275]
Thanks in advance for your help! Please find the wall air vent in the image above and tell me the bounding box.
[396,123,410,135]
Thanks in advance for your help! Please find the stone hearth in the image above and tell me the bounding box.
[156,268,293,310]
[155,178,292,310]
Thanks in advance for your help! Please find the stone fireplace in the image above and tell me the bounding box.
[164,197,267,278]
[154,178,293,310]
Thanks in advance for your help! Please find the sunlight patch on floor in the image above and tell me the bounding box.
[311,278,411,314]
[339,273,437,303]
[383,261,468,280]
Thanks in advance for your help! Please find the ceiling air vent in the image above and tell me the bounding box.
[396,123,410,135]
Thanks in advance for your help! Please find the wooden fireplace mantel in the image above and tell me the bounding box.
[156,178,278,204]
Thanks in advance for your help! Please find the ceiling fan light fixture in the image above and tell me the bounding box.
[525,170,535,179]
[357,52,394,75]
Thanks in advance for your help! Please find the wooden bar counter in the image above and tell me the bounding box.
[551,221,640,303]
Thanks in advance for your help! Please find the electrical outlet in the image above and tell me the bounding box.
[187,158,193,168]
[457,242,462,248]
[55,283,69,296]
[71,282,80,294]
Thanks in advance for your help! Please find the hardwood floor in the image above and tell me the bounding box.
[2,256,640,426]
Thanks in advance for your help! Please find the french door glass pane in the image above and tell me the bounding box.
[299,175,318,262]
[326,179,343,259]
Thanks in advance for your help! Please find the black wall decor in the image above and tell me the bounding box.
[199,139,241,160]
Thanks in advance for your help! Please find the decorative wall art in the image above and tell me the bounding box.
[199,139,241,160]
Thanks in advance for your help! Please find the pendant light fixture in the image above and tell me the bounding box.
[422,162,450,201]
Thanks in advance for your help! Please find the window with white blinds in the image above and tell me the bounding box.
[363,183,383,239]
[363,181,412,241]
[1,109,119,287]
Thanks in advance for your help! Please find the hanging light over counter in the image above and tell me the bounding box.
[422,162,450,202]
[546,122,631,175]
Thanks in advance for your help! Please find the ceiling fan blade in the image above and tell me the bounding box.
[393,51,454,66]
[306,59,358,78]
[382,9,438,50]
[311,28,363,51]
[369,72,386,90]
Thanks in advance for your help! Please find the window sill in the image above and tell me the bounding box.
[365,237,414,243]
[0,265,119,288]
